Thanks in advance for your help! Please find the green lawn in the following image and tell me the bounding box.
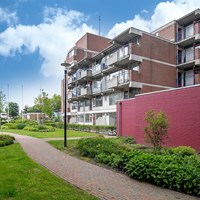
[1,128,97,138]
[0,143,97,200]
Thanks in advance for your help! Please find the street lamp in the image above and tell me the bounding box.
[61,62,71,147]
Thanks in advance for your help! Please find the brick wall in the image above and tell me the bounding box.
[153,22,176,42]
[132,33,176,64]
[116,85,200,152]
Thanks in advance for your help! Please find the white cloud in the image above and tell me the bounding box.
[0,7,97,77]
[0,7,18,26]
[107,0,200,38]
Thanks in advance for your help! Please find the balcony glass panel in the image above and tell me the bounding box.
[185,24,194,38]
[93,81,101,93]
[92,63,101,74]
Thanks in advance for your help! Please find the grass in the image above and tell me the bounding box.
[0,128,97,138]
[0,143,97,200]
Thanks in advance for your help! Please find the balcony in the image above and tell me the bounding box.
[107,74,129,89]
[106,46,142,67]
[80,87,92,96]
[106,52,118,66]
[107,77,118,89]
[80,70,92,80]
[177,50,195,69]
[92,63,102,77]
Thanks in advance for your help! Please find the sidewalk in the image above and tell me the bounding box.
[1,133,199,200]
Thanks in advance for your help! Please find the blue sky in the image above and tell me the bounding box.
[0,0,199,110]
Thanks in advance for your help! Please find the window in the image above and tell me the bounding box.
[79,101,84,107]
[77,114,84,123]
[184,70,194,86]
[85,99,90,107]
[124,91,129,99]
[68,49,76,58]
[93,79,102,93]
[85,114,89,123]
[93,96,103,107]
[109,92,122,105]
[132,65,140,72]
[185,24,194,38]
[72,102,77,110]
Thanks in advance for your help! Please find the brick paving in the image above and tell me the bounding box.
[2,132,199,200]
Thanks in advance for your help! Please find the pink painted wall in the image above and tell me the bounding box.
[117,85,200,152]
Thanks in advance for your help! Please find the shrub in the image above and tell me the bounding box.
[144,109,169,149]
[125,151,200,196]
[16,123,26,130]
[2,122,17,129]
[77,138,124,158]
[0,135,15,147]
[119,136,136,144]
[170,146,196,156]
[23,125,39,132]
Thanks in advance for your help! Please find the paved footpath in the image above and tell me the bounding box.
[2,132,199,200]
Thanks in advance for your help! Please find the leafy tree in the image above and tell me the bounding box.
[6,102,19,118]
[0,91,6,113]
[51,94,61,112]
[144,109,169,149]
[34,91,52,117]
[23,105,40,113]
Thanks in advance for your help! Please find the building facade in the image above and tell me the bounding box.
[61,9,200,126]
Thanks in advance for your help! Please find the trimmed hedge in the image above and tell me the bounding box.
[23,125,55,132]
[0,135,15,147]
[76,137,200,197]
[68,124,116,134]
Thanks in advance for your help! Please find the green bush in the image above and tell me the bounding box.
[23,125,39,132]
[16,123,26,130]
[170,146,196,156]
[75,137,200,196]
[2,122,17,129]
[144,109,169,149]
[77,138,124,158]
[55,122,64,129]
[125,151,200,196]
[0,135,15,147]
[118,136,136,144]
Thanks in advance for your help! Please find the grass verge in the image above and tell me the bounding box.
[0,143,97,200]
[1,128,97,138]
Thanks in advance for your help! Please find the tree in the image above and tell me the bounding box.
[144,109,169,149]
[23,105,40,113]
[51,94,61,112]
[6,102,19,118]
[34,91,52,117]
[0,91,6,113]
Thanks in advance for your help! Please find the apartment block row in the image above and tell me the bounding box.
[61,9,200,126]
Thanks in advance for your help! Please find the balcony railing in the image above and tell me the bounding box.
[80,69,92,79]
[80,87,92,96]
[107,73,129,89]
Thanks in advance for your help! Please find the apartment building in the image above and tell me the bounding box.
[152,9,200,87]
[61,9,200,126]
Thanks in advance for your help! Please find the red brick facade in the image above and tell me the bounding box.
[116,85,200,152]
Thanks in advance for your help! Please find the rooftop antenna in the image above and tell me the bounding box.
[98,15,101,36]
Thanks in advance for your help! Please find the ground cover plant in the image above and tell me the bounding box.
[50,137,200,197]
[0,143,97,200]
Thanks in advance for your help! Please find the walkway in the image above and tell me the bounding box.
[1,133,199,200]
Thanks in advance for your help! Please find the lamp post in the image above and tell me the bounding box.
[61,62,70,147]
